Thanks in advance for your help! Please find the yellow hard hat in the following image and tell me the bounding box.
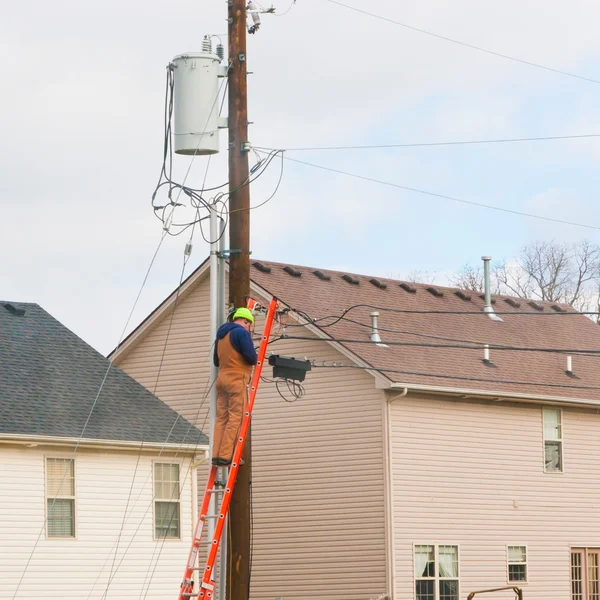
[232,307,254,324]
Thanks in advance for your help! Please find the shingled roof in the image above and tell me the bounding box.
[247,260,600,403]
[0,301,207,446]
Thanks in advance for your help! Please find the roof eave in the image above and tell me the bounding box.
[0,433,209,454]
[384,381,600,408]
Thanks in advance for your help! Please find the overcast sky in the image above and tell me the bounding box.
[3,0,600,354]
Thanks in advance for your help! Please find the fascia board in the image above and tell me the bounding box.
[387,381,600,408]
[0,433,208,454]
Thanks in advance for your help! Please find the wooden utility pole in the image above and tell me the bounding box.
[227,1,251,599]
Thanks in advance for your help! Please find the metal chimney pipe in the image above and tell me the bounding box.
[370,311,382,343]
[484,344,490,362]
[566,355,573,374]
[481,256,503,322]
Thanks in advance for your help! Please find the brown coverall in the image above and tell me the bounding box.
[212,332,254,462]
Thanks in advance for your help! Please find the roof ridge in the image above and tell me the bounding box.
[249,259,574,309]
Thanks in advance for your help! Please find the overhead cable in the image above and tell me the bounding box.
[257,151,600,232]
[312,362,600,392]
[327,0,600,86]
[253,133,600,153]
[279,334,600,356]
[289,303,599,318]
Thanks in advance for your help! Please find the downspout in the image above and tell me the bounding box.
[385,386,408,600]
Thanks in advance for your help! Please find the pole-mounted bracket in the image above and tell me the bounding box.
[217,249,252,258]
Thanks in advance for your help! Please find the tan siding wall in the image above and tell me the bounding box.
[390,394,600,600]
[0,445,196,600]
[115,276,389,600]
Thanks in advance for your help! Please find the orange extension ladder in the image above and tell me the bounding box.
[178,296,279,600]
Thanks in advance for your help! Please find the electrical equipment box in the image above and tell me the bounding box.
[171,51,227,155]
[268,355,312,382]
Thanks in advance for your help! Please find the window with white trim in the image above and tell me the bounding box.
[508,546,527,582]
[415,544,459,600]
[543,408,563,472]
[154,463,180,539]
[46,457,75,538]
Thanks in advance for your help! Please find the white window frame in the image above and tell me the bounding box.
[414,543,460,600]
[152,460,182,541]
[45,455,76,539]
[543,407,563,473]
[507,545,528,584]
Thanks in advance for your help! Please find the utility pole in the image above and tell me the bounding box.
[227,1,251,599]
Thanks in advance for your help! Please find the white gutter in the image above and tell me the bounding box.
[0,433,209,454]
[387,381,600,409]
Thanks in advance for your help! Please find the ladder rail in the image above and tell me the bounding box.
[200,297,279,595]
[178,297,278,600]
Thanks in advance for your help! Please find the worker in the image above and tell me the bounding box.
[212,307,257,467]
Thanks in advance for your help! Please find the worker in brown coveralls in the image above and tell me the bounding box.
[212,307,257,467]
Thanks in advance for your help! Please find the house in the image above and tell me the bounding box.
[110,259,600,600]
[0,301,208,600]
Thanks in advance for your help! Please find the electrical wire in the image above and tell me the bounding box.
[11,231,170,600]
[256,151,600,232]
[311,361,600,393]
[287,312,600,354]
[278,334,600,356]
[291,303,600,317]
[253,133,600,153]
[327,0,600,86]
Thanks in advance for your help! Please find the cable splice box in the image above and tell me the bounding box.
[268,355,312,382]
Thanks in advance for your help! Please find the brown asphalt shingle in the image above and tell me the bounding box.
[249,260,600,402]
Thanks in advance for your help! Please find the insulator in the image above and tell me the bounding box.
[202,36,212,53]
[216,43,224,61]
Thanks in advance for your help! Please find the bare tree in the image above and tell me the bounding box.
[405,270,437,285]
[449,264,485,292]
[448,240,600,319]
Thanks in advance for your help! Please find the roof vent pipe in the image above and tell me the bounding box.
[370,312,388,347]
[566,355,573,375]
[482,256,503,322]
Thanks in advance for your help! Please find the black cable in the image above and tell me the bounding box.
[312,362,600,392]
[279,334,600,356]
[327,0,600,86]
[287,313,600,354]
[288,303,599,318]
[256,151,600,233]
[254,133,600,153]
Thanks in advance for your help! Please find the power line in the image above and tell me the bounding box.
[258,151,600,232]
[279,335,600,356]
[286,313,600,356]
[311,361,600,392]
[12,231,169,600]
[327,0,600,86]
[253,133,600,153]
[289,302,599,317]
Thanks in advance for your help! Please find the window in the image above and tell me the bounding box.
[415,544,459,600]
[572,549,600,600]
[46,457,75,538]
[543,408,563,472]
[154,463,180,539]
[508,546,527,582]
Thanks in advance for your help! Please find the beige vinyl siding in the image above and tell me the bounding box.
[390,394,600,600]
[115,274,389,600]
[0,445,195,600]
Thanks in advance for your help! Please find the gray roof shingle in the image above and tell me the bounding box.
[0,301,207,446]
